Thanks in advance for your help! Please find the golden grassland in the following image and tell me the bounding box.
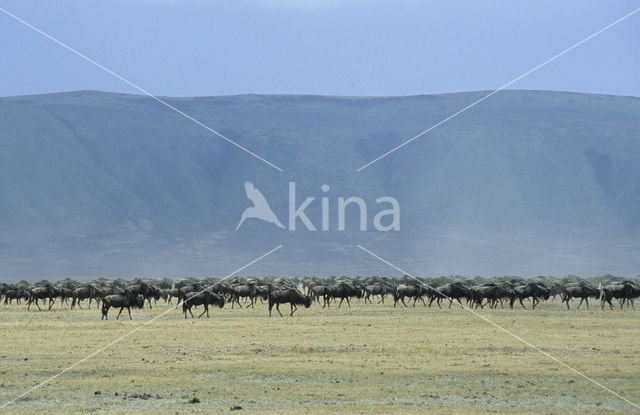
[0,298,639,414]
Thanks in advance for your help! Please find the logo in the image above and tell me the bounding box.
[236,181,286,230]
[236,182,400,231]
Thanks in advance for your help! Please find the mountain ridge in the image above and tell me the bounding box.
[1,90,639,279]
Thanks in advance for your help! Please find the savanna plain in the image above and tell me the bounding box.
[0,299,638,414]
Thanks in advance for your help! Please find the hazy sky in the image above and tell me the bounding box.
[0,0,638,98]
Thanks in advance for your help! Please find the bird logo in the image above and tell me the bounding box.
[236,181,285,230]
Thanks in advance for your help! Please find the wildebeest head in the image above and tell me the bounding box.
[134,294,145,309]
[303,295,312,308]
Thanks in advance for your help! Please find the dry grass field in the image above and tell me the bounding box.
[0,298,639,414]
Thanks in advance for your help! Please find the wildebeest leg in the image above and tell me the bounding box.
[36,299,42,311]
[127,306,133,319]
[401,297,407,307]
[198,305,208,318]
[420,297,427,307]
[338,298,344,308]
[48,298,55,310]
[377,296,385,304]
[290,303,295,316]
[276,303,283,317]
[88,298,92,310]
[519,298,526,310]
[147,298,153,309]
[116,307,124,320]
[448,299,453,308]
[346,297,351,307]
[576,298,584,310]
[364,294,370,304]
[102,305,109,320]
[269,302,273,317]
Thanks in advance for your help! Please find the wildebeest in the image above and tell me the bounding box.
[2,284,29,305]
[228,284,256,309]
[468,284,507,309]
[509,282,550,309]
[364,283,395,305]
[71,285,105,309]
[324,282,362,308]
[600,281,640,309]
[101,293,145,320]
[561,282,600,310]
[182,290,225,318]
[429,282,469,308]
[393,284,428,307]
[125,282,160,309]
[310,285,329,307]
[27,284,60,310]
[268,288,312,317]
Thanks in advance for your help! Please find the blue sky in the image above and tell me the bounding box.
[0,0,638,97]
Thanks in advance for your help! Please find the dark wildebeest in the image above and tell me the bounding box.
[364,283,395,305]
[165,288,181,305]
[125,283,159,309]
[71,285,105,309]
[469,284,503,309]
[27,284,60,310]
[252,285,269,306]
[101,293,145,320]
[310,285,329,307]
[600,282,639,309]
[324,282,363,308]
[561,282,600,310]
[268,289,312,317]
[228,284,256,309]
[3,285,29,305]
[393,284,427,307]
[57,286,74,306]
[182,290,225,318]
[509,282,550,309]
[429,282,469,308]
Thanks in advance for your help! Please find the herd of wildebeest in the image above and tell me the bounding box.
[1,274,640,319]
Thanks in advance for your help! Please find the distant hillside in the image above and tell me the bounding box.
[1,90,639,279]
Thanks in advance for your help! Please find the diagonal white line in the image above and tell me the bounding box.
[356,244,640,411]
[0,7,283,173]
[356,7,640,172]
[0,244,283,409]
